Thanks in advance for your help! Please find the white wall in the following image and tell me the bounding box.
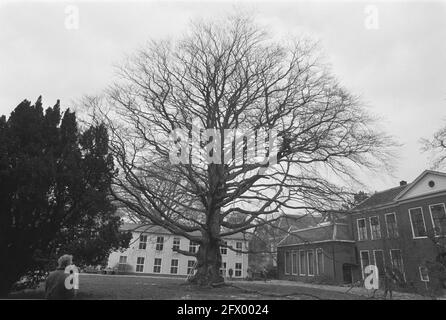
[108,232,249,279]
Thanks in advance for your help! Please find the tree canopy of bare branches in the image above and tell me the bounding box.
[85,14,395,285]
[422,123,446,169]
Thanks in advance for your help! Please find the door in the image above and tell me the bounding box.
[343,264,353,284]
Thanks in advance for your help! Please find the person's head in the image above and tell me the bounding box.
[57,254,73,269]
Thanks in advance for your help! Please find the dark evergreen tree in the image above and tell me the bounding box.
[0,97,131,296]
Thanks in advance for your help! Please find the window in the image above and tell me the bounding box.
[357,218,367,241]
[360,251,370,279]
[307,250,315,276]
[220,262,227,276]
[369,216,381,239]
[316,249,323,275]
[170,259,178,274]
[373,250,385,276]
[299,251,307,275]
[153,258,162,273]
[284,251,291,275]
[390,249,405,279]
[136,257,145,273]
[292,252,298,275]
[235,263,242,277]
[172,237,181,251]
[156,236,164,251]
[118,256,127,272]
[139,234,147,250]
[187,260,195,276]
[385,213,399,238]
[236,242,243,255]
[189,241,199,253]
[220,241,227,255]
[419,266,429,282]
[429,204,446,236]
[409,208,427,238]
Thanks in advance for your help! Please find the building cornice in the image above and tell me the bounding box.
[277,239,356,248]
[349,190,446,215]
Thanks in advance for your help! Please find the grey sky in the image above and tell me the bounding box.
[1,1,445,192]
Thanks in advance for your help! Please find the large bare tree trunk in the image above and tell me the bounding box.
[189,236,224,286]
[190,199,224,285]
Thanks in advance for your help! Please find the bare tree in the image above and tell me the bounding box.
[422,123,446,169]
[85,14,395,286]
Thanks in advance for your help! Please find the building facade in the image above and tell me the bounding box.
[277,222,360,284]
[107,223,249,279]
[351,170,446,292]
[277,170,446,293]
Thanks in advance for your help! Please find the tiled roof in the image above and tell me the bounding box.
[277,223,353,247]
[353,185,409,211]
[261,214,321,244]
[120,222,247,240]
[277,214,320,231]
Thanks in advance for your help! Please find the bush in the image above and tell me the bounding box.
[265,266,278,279]
[426,258,446,296]
[305,275,340,286]
[113,263,133,274]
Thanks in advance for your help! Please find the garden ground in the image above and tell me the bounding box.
[6,273,435,300]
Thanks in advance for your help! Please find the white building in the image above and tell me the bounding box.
[107,223,249,279]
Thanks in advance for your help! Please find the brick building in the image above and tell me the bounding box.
[277,170,446,293]
[277,221,359,284]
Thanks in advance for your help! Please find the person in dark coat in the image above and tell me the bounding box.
[44,254,76,300]
[382,266,397,300]
[262,267,268,282]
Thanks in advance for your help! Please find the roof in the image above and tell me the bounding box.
[277,223,354,247]
[277,214,321,231]
[394,170,446,201]
[260,214,320,243]
[120,223,247,240]
[352,170,446,211]
[352,185,408,210]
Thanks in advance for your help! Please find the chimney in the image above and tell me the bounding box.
[400,180,407,186]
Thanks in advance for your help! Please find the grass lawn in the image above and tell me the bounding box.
[7,273,367,300]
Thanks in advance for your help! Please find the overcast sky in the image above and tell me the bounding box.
[1,0,445,192]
